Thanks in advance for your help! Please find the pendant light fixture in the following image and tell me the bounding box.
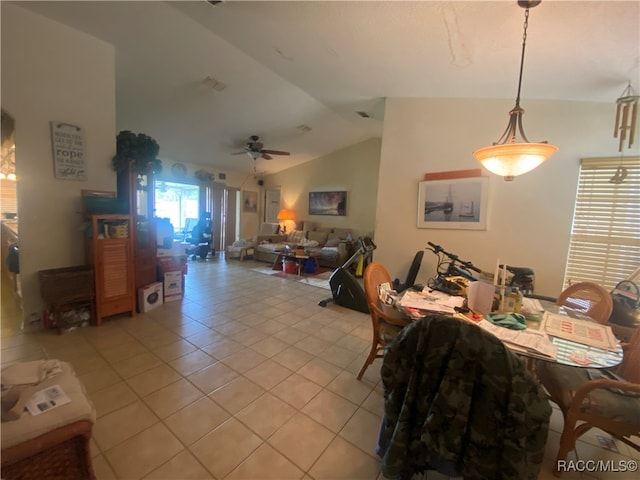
[473,0,557,181]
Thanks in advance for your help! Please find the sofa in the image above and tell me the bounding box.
[254,222,355,269]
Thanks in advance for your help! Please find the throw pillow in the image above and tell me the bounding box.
[332,228,351,239]
[308,231,328,246]
[287,230,306,244]
[325,233,342,248]
[300,221,315,233]
[258,223,280,235]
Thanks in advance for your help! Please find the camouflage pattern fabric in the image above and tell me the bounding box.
[378,315,551,480]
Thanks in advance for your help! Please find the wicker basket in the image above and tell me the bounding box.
[39,266,95,304]
[1,421,95,480]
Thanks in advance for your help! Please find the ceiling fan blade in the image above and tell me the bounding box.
[261,149,290,156]
[262,153,273,160]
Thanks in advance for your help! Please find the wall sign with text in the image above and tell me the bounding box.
[50,121,86,180]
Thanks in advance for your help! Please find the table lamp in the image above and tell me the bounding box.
[277,208,295,234]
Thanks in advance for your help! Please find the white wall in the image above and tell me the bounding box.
[263,138,381,238]
[375,97,638,296]
[2,4,116,323]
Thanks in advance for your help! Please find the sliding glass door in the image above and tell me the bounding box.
[154,181,200,239]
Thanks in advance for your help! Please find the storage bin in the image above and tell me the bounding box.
[283,259,297,274]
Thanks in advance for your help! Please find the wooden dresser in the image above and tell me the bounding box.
[85,214,136,324]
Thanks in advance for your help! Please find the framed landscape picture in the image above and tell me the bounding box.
[417,177,488,230]
[243,190,258,213]
[309,190,347,216]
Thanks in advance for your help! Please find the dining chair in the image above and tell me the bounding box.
[535,326,640,477]
[555,281,613,324]
[357,262,409,381]
[378,315,551,480]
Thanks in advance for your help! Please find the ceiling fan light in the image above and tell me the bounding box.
[247,151,261,160]
[473,142,557,181]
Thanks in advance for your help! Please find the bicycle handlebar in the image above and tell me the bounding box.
[426,242,481,273]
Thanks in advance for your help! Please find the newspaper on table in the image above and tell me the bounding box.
[477,319,558,360]
[398,290,465,314]
[540,311,619,352]
[25,384,71,416]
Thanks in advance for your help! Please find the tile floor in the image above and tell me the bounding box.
[1,256,638,479]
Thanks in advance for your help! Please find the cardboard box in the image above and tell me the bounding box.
[138,282,163,313]
[163,271,182,298]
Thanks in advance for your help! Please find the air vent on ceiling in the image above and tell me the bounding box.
[296,124,312,133]
[356,111,371,118]
[206,1,223,6]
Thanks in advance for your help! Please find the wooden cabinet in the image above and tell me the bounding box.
[117,162,157,291]
[85,214,136,324]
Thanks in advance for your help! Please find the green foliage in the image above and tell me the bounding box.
[112,130,162,174]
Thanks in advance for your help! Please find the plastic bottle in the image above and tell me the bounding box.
[510,287,523,314]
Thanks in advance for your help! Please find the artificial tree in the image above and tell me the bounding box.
[111,130,162,175]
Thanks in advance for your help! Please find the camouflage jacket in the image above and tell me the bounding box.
[378,315,551,480]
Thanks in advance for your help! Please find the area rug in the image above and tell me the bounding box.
[252,265,332,290]
[298,275,331,290]
[251,267,280,276]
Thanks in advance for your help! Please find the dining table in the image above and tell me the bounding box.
[388,288,625,370]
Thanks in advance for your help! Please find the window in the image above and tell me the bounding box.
[563,157,640,290]
[154,181,200,235]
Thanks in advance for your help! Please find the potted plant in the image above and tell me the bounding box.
[111,130,162,175]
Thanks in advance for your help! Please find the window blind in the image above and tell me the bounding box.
[563,157,640,290]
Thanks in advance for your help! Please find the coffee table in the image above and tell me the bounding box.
[272,251,322,276]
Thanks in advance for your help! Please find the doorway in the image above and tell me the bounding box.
[265,188,281,223]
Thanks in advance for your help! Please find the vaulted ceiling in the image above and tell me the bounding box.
[17,1,640,175]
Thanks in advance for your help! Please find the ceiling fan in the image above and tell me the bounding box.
[231,135,290,160]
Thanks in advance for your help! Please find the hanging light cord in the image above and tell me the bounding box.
[493,6,542,146]
[514,7,530,107]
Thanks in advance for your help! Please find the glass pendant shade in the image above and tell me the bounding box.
[474,1,557,181]
[473,142,558,181]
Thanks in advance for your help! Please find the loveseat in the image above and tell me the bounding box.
[254,222,355,269]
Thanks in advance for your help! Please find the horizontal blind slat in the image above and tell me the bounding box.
[563,157,640,290]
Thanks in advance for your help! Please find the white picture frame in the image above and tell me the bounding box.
[417,177,489,230]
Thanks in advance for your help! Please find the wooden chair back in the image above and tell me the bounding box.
[363,262,392,308]
[358,262,407,380]
[556,282,613,324]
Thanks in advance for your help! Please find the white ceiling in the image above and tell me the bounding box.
[17,1,640,175]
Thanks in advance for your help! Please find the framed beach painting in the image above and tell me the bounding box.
[417,177,488,230]
[308,190,347,216]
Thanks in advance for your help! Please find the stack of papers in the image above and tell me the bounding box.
[26,385,71,416]
[398,290,465,314]
[540,312,619,352]
[478,319,558,360]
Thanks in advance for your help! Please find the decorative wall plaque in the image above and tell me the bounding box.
[50,121,86,180]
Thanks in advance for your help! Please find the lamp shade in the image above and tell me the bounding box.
[277,209,295,221]
[473,142,557,181]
